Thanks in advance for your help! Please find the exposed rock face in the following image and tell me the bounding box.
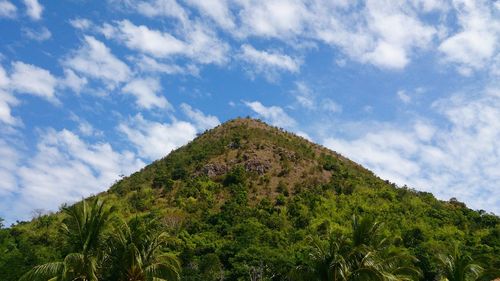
[201,163,228,177]
[244,158,271,175]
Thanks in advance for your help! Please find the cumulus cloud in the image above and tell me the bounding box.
[292,82,342,113]
[185,23,230,65]
[131,55,199,75]
[231,0,436,70]
[0,66,19,125]
[180,103,220,131]
[323,88,500,214]
[118,114,197,160]
[133,0,189,23]
[0,139,19,196]
[185,0,235,30]
[322,98,342,113]
[23,0,42,20]
[69,18,92,30]
[244,101,296,128]
[103,20,229,65]
[22,26,52,42]
[294,82,315,110]
[64,36,131,89]
[397,90,412,104]
[361,0,436,69]
[122,77,171,110]
[10,61,58,102]
[0,129,144,223]
[438,0,499,76]
[0,0,17,18]
[59,69,88,94]
[0,90,19,126]
[107,0,496,72]
[239,44,300,80]
[112,20,186,58]
[0,61,60,125]
[237,0,309,38]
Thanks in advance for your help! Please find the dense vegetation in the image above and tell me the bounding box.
[1,118,499,280]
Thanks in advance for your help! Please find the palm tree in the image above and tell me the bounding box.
[438,248,483,281]
[292,216,421,281]
[20,199,111,281]
[104,217,181,281]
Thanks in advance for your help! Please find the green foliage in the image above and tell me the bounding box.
[437,247,483,281]
[20,199,111,281]
[104,217,181,281]
[292,216,422,281]
[18,200,180,281]
[321,154,339,171]
[1,118,499,281]
[223,165,247,186]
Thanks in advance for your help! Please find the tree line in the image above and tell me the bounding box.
[17,199,494,281]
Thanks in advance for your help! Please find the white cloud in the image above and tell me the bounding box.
[397,87,426,105]
[122,77,171,110]
[322,98,342,113]
[438,0,499,75]
[185,23,230,65]
[0,0,17,18]
[105,20,229,65]
[293,81,315,109]
[131,55,199,75]
[397,90,412,104]
[10,61,58,102]
[69,18,92,30]
[323,88,500,214]
[64,36,131,89]
[0,139,19,196]
[362,41,409,70]
[185,0,235,30]
[0,66,19,125]
[22,26,52,41]
[237,0,309,38]
[244,101,296,128]
[360,0,436,69]
[180,103,220,131]
[23,0,42,20]
[114,20,186,58]
[0,90,19,126]
[69,113,102,137]
[412,0,449,12]
[5,129,145,222]
[0,62,59,125]
[106,0,498,72]
[59,69,88,93]
[292,82,342,113]
[134,0,189,23]
[118,114,197,160]
[239,44,300,80]
[231,0,436,70]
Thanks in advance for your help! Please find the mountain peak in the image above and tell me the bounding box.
[4,119,500,281]
[110,117,377,201]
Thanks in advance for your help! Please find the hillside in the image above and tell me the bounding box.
[1,118,499,281]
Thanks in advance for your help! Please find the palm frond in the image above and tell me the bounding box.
[19,261,64,281]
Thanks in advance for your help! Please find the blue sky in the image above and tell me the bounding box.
[1,0,499,225]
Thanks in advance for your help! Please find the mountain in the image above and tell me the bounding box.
[1,118,499,281]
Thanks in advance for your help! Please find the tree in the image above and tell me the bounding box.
[20,199,111,281]
[104,217,181,281]
[438,248,483,281]
[292,216,421,281]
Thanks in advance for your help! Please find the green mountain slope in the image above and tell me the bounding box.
[1,118,499,280]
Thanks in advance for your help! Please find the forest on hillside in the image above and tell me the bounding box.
[1,119,499,281]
